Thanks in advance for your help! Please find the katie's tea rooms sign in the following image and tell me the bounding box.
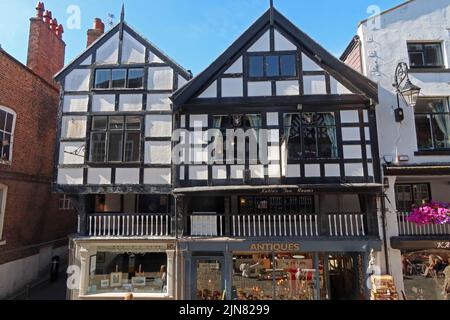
[250,243,301,252]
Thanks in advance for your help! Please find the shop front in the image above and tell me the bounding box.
[180,239,382,301]
[71,239,177,300]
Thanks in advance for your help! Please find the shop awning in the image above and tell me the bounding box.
[173,183,383,195]
[384,163,450,176]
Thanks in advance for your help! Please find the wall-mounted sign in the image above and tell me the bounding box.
[261,189,313,194]
[249,243,300,252]
[436,242,450,249]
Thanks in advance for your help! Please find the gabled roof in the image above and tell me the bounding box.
[171,8,379,108]
[54,20,192,81]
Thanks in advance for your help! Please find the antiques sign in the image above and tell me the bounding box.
[249,243,300,252]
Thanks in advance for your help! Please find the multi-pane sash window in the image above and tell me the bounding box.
[94,68,145,89]
[59,194,73,210]
[408,43,444,68]
[90,116,142,163]
[395,184,431,211]
[415,98,450,151]
[0,107,15,162]
[248,54,297,79]
[284,112,338,161]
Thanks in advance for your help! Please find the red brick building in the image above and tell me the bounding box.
[0,2,76,299]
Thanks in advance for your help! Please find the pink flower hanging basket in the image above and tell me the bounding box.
[406,202,450,225]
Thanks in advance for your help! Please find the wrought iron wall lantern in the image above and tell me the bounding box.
[393,62,421,122]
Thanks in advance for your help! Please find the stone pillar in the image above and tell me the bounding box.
[166,250,175,298]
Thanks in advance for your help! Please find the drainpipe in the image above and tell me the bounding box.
[380,186,390,275]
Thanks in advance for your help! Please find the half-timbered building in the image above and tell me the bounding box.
[54,10,191,300]
[171,6,382,300]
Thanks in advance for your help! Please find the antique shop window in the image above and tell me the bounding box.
[0,106,16,162]
[415,98,450,151]
[59,194,73,210]
[395,183,431,211]
[248,54,297,79]
[232,253,326,300]
[196,259,223,300]
[89,115,142,163]
[284,112,338,161]
[94,68,145,89]
[87,252,168,295]
[408,43,444,68]
[402,250,450,300]
[0,185,7,241]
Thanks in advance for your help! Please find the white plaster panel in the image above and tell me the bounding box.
[189,166,208,180]
[342,127,361,141]
[366,145,372,159]
[115,168,140,185]
[222,78,243,97]
[64,69,91,92]
[224,57,243,74]
[145,115,172,137]
[148,67,174,90]
[92,95,115,112]
[96,32,119,65]
[178,75,189,88]
[250,165,264,179]
[199,81,217,98]
[148,51,164,64]
[59,142,85,165]
[231,165,245,179]
[276,81,300,96]
[180,115,186,128]
[119,94,143,112]
[145,141,172,164]
[87,168,111,185]
[345,163,364,177]
[248,81,272,97]
[144,168,171,185]
[190,115,208,128]
[147,94,171,111]
[274,30,296,51]
[344,145,363,159]
[213,166,227,180]
[363,110,369,123]
[268,165,281,178]
[286,164,301,178]
[247,30,270,52]
[325,164,341,177]
[192,147,208,164]
[121,31,145,64]
[365,127,371,141]
[303,75,327,94]
[268,146,280,161]
[63,96,89,113]
[57,169,84,185]
[302,53,323,71]
[340,110,360,123]
[266,113,279,126]
[179,166,185,181]
[368,163,374,178]
[330,77,352,94]
[61,116,87,139]
[304,164,321,177]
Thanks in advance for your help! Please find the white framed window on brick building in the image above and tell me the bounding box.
[0,184,7,244]
[0,106,16,163]
[59,194,74,210]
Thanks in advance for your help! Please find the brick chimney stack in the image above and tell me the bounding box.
[87,18,105,47]
[27,2,66,85]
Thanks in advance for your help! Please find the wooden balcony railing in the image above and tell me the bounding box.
[397,212,450,236]
[87,214,172,237]
[188,213,374,238]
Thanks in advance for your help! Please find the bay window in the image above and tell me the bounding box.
[89,115,142,163]
[284,112,338,161]
[415,98,450,151]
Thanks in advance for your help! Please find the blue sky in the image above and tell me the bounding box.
[0,0,404,74]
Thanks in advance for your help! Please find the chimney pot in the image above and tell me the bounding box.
[51,18,58,33]
[36,2,45,19]
[56,24,64,39]
[43,10,51,26]
[86,18,105,47]
[93,18,105,33]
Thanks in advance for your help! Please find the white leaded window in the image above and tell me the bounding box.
[59,194,74,210]
[0,185,7,242]
[0,106,16,163]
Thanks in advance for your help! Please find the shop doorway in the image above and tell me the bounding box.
[328,254,359,300]
[193,256,225,300]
